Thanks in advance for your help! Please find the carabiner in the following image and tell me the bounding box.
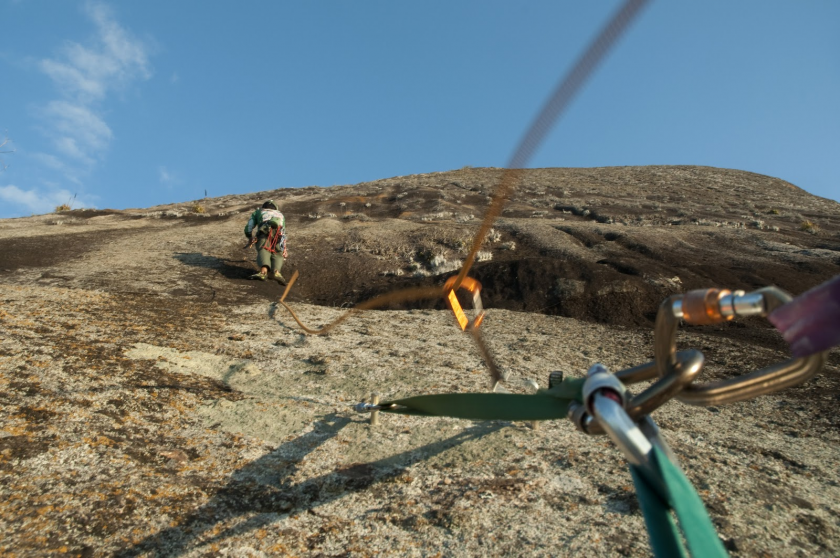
[578,364,679,486]
[672,287,827,405]
[443,275,485,331]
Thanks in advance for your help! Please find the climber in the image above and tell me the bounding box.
[244,200,288,284]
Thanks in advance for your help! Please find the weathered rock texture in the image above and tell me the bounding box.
[1,166,839,557]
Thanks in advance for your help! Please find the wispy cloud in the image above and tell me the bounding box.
[3,3,152,217]
[30,152,84,186]
[42,100,113,164]
[0,184,93,216]
[158,166,180,186]
[37,2,152,170]
[39,3,151,104]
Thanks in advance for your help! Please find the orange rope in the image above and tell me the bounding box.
[277,270,444,335]
[272,0,649,386]
[263,227,282,253]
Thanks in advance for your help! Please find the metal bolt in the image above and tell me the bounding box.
[548,371,564,388]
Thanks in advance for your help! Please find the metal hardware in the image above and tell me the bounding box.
[675,290,765,320]
[586,363,610,378]
[719,291,764,318]
[440,275,504,389]
[679,287,780,326]
[443,275,486,331]
[589,392,672,497]
[676,287,829,405]
[626,349,704,418]
[681,289,734,325]
[582,364,627,416]
[548,371,565,389]
[574,349,703,436]
[591,285,827,412]
[591,392,651,467]
[354,394,397,417]
[520,378,540,392]
[353,402,384,413]
[370,393,381,426]
[637,415,679,466]
[672,298,684,319]
[678,352,826,405]
[568,401,593,433]
[614,359,657,384]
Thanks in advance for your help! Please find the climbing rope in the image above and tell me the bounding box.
[261,0,831,554]
[352,288,829,557]
[263,226,283,254]
[276,270,444,336]
[273,0,651,360]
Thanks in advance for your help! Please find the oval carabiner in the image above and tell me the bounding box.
[637,286,828,406]
[675,287,827,405]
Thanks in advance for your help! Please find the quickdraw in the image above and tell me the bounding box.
[265,0,831,555]
[353,287,829,557]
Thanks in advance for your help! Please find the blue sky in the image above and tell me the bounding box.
[1,1,838,218]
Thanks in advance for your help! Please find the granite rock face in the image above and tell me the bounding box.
[1,166,839,556]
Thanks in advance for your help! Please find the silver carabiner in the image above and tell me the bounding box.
[581,364,679,492]
[569,347,705,436]
[670,287,826,405]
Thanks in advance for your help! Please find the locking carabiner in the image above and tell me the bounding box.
[671,287,827,405]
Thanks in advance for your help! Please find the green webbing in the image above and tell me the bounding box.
[379,377,584,421]
[631,465,688,558]
[631,446,728,558]
[376,380,727,557]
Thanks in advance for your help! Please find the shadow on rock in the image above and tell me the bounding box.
[174,252,253,280]
[117,415,502,557]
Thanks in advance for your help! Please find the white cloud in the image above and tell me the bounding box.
[39,2,151,104]
[43,100,113,163]
[30,152,84,186]
[39,58,106,101]
[35,1,153,178]
[54,136,91,163]
[158,166,181,186]
[0,184,93,217]
[31,152,66,170]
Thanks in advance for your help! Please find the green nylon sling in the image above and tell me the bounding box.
[377,378,727,558]
[379,377,584,421]
[631,446,729,558]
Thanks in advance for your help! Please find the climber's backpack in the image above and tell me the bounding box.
[258,208,285,233]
